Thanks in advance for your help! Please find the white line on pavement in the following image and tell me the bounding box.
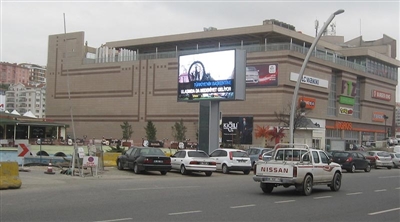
[168,210,202,216]
[346,192,363,195]
[119,186,200,191]
[275,200,296,204]
[378,176,400,179]
[395,187,400,190]
[368,207,400,216]
[374,189,387,192]
[230,204,256,209]
[313,196,332,199]
[94,218,133,222]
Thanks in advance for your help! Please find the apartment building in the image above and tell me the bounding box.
[0,62,29,85]
[5,83,46,118]
[19,63,47,85]
[45,20,400,149]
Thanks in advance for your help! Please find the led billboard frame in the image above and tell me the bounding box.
[178,49,245,102]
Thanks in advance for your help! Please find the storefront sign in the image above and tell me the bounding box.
[299,97,316,109]
[372,90,391,101]
[341,80,357,97]
[372,112,385,122]
[290,72,328,88]
[339,107,353,115]
[339,96,355,105]
[335,121,352,130]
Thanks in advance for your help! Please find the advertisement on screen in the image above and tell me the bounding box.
[246,63,278,87]
[221,116,253,145]
[178,50,245,102]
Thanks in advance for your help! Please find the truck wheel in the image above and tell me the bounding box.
[387,166,392,169]
[222,164,229,174]
[330,172,341,191]
[260,183,274,194]
[302,175,313,196]
[364,164,371,172]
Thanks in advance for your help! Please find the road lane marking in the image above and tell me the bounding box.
[368,207,400,215]
[275,200,296,204]
[119,185,200,191]
[230,204,256,209]
[378,175,400,179]
[395,187,400,190]
[313,196,332,199]
[374,189,387,192]
[94,218,133,222]
[346,192,363,195]
[168,210,202,216]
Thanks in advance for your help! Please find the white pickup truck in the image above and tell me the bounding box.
[253,144,342,196]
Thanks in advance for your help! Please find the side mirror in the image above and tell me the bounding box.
[171,155,176,158]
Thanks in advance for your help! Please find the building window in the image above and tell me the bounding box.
[353,77,361,119]
[327,73,337,116]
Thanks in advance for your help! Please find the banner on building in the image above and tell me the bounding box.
[221,116,253,144]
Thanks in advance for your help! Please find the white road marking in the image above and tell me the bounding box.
[168,210,202,216]
[374,189,387,192]
[378,175,400,179]
[368,207,400,215]
[94,218,133,222]
[346,192,363,195]
[230,204,256,209]
[395,187,400,190]
[275,200,296,204]
[313,196,332,199]
[119,186,200,191]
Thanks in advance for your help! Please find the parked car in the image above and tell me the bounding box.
[209,148,252,174]
[247,147,272,167]
[332,151,371,173]
[116,147,171,175]
[354,151,376,168]
[245,66,259,84]
[389,153,400,168]
[170,150,216,176]
[367,151,393,169]
[261,150,274,162]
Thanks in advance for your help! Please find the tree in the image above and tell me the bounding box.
[274,103,311,143]
[268,126,285,145]
[120,121,133,142]
[144,121,157,141]
[255,125,270,147]
[171,119,187,142]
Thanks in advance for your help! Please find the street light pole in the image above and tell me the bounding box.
[289,9,345,145]
[383,114,388,139]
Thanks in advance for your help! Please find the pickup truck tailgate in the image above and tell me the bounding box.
[256,164,293,177]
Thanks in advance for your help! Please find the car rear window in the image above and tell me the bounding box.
[232,151,248,157]
[377,152,390,157]
[248,149,260,155]
[395,154,400,158]
[333,152,349,157]
[188,151,209,157]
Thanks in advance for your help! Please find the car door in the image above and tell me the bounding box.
[210,150,223,170]
[319,151,334,181]
[311,151,324,182]
[355,152,367,169]
[171,151,184,170]
[126,148,137,169]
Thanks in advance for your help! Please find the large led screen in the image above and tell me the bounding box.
[178,49,245,102]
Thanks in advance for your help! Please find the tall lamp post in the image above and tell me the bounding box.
[289,9,345,144]
[383,114,388,139]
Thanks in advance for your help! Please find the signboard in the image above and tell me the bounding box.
[372,90,391,101]
[299,97,316,109]
[339,107,353,115]
[335,121,352,130]
[339,96,355,105]
[0,91,5,112]
[83,156,98,167]
[246,64,278,87]
[221,116,253,144]
[17,143,31,157]
[290,72,329,88]
[372,112,386,122]
[177,49,246,102]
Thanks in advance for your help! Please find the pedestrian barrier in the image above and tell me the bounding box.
[0,161,22,189]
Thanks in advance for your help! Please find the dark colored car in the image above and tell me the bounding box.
[116,147,171,175]
[355,151,376,168]
[247,147,272,167]
[332,151,371,173]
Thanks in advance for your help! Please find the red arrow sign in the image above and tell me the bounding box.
[18,144,30,157]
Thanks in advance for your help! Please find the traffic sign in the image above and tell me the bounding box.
[18,144,31,157]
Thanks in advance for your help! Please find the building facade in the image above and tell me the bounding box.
[45,21,399,150]
[5,83,46,118]
[0,62,29,85]
[19,63,47,85]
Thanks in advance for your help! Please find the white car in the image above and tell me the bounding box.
[209,148,252,174]
[389,153,400,168]
[170,150,216,176]
[246,66,259,84]
[367,151,393,169]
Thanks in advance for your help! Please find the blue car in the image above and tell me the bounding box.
[247,147,273,167]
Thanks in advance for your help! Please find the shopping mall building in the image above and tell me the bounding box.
[45,19,400,150]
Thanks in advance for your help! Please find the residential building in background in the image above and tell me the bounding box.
[0,62,29,85]
[19,63,47,85]
[45,20,399,149]
[5,83,46,118]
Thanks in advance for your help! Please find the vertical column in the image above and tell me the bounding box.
[198,101,220,154]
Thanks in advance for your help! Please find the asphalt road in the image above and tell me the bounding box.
[1,167,399,222]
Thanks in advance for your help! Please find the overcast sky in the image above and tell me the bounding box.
[1,0,399,97]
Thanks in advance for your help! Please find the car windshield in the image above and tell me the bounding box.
[188,151,209,157]
[231,151,248,157]
[333,152,349,157]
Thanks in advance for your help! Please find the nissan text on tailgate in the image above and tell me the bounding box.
[253,143,342,196]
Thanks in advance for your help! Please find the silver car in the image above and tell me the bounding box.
[389,153,400,168]
[209,148,252,174]
[368,151,393,169]
[246,66,259,84]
